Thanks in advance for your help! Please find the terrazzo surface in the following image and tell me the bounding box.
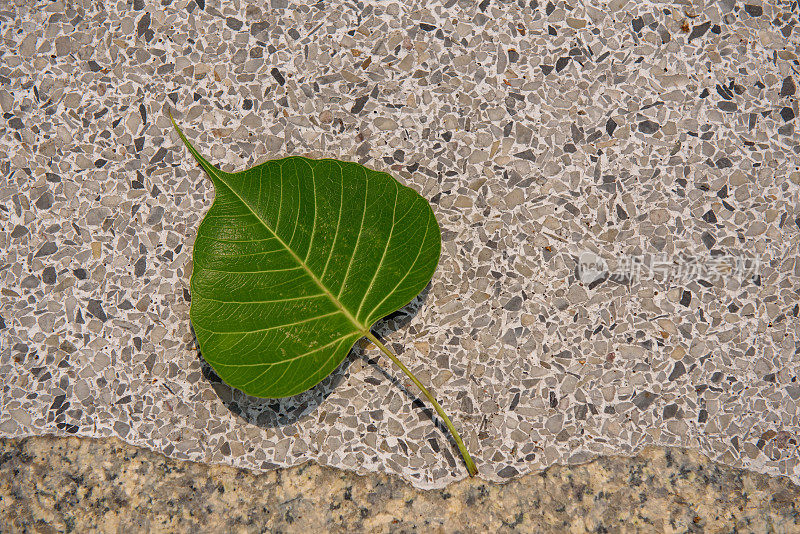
[1,0,799,489]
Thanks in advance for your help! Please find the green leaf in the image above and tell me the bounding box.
[172,117,477,476]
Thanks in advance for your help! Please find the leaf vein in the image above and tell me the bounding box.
[209,333,355,375]
[193,309,343,335]
[194,293,326,304]
[320,161,344,280]
[364,203,432,323]
[198,266,303,275]
[356,178,399,321]
[337,165,368,299]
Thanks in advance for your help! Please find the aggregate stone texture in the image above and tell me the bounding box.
[2,436,800,533]
[1,0,799,489]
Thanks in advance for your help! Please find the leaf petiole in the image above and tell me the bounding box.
[365,331,478,477]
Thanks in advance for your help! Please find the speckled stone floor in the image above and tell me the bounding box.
[2,0,800,490]
[2,436,800,532]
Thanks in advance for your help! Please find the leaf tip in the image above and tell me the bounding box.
[168,113,194,156]
[168,111,182,137]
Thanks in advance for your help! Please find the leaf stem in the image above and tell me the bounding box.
[365,331,478,477]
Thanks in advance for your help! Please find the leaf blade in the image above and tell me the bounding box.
[174,122,441,399]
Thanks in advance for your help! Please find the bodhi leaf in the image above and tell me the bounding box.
[183,136,438,397]
[171,117,477,476]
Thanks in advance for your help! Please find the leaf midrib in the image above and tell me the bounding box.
[202,158,369,336]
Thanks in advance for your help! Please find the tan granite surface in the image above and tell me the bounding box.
[1,436,799,533]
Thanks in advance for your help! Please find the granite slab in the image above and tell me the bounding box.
[1,436,800,532]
